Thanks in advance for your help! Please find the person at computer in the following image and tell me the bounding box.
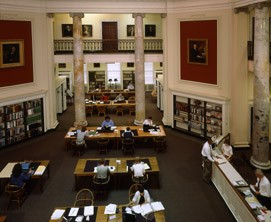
[131,157,145,179]
[115,93,125,102]
[95,159,110,183]
[10,163,33,193]
[132,186,151,205]
[221,139,233,161]
[122,127,134,139]
[201,137,218,184]
[101,116,114,128]
[76,125,88,147]
[127,82,135,91]
[251,169,271,209]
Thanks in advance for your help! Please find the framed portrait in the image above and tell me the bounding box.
[0,40,24,68]
[82,25,92,37]
[187,39,208,65]
[145,24,156,37]
[127,25,135,37]
[62,24,73,37]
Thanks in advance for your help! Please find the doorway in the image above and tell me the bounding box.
[102,22,118,52]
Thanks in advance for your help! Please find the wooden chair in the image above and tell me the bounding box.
[97,105,106,116]
[5,183,26,209]
[96,138,110,154]
[153,136,166,153]
[132,173,149,185]
[71,140,86,157]
[128,105,136,115]
[74,189,94,207]
[122,138,135,155]
[128,183,143,203]
[93,174,110,199]
[116,106,124,116]
[86,106,93,116]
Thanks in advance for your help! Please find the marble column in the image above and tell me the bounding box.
[70,13,87,127]
[133,13,145,125]
[250,4,270,169]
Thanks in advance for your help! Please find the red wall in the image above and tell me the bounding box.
[180,20,217,85]
[0,20,33,87]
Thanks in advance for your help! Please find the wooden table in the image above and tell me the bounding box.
[64,125,166,150]
[86,90,135,100]
[85,100,135,107]
[49,204,166,222]
[0,160,50,193]
[74,157,160,190]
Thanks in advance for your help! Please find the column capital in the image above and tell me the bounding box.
[234,1,271,14]
[70,13,84,19]
[46,13,54,18]
[132,13,145,19]
[161,13,167,19]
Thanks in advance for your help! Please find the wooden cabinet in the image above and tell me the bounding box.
[173,94,227,138]
[0,98,44,148]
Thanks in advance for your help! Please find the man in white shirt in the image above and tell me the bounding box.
[252,169,271,209]
[221,139,233,161]
[201,137,218,184]
[131,157,145,178]
[132,186,151,205]
[127,82,135,91]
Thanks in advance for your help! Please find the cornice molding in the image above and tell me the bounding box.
[234,0,271,14]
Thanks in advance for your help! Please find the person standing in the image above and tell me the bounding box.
[251,169,271,209]
[221,139,233,161]
[201,137,218,184]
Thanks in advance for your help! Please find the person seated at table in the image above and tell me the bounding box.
[122,127,134,139]
[127,82,135,91]
[251,169,271,209]
[10,163,33,193]
[101,94,109,101]
[76,125,88,146]
[95,159,110,182]
[130,157,145,178]
[221,139,233,161]
[132,186,151,205]
[101,116,115,128]
[143,116,153,126]
[115,93,125,102]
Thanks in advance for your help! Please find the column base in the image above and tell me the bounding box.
[74,120,88,127]
[250,156,271,170]
[134,119,143,125]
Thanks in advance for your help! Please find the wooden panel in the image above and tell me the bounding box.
[102,22,118,52]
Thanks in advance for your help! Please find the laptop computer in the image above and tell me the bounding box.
[21,162,30,172]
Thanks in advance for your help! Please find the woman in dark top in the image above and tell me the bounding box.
[10,163,33,192]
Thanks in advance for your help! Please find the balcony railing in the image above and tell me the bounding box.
[54,39,163,54]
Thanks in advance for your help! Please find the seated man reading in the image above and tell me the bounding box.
[132,186,151,205]
[101,116,114,129]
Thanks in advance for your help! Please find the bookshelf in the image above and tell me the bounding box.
[89,71,106,90]
[122,71,134,89]
[173,94,227,138]
[0,98,44,148]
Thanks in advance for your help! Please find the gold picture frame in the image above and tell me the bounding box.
[187,39,208,65]
[0,40,24,68]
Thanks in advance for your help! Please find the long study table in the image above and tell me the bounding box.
[74,157,160,190]
[49,204,166,222]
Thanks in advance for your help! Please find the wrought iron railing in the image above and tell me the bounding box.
[54,39,163,54]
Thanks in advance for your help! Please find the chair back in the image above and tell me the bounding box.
[74,189,94,207]
[122,138,135,155]
[97,138,110,154]
[153,136,166,153]
[5,183,26,209]
[128,183,143,202]
[93,174,110,185]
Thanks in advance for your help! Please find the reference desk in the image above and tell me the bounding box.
[49,205,166,222]
[74,157,160,190]
[0,160,50,193]
[64,125,166,150]
[211,139,265,222]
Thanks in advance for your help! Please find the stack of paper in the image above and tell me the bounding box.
[132,205,143,214]
[50,209,65,220]
[141,203,153,216]
[104,203,117,214]
[151,201,165,211]
[34,165,46,175]
[84,206,94,216]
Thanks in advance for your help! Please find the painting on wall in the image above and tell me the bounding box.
[62,24,73,37]
[0,40,24,68]
[127,25,135,37]
[187,39,208,65]
[82,25,92,37]
[145,24,156,37]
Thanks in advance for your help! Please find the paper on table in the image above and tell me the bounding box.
[104,203,117,214]
[75,215,84,222]
[84,206,94,216]
[97,127,102,130]
[144,163,150,170]
[34,165,46,175]
[141,203,153,216]
[67,132,75,136]
[150,131,159,134]
[151,201,165,211]
[69,207,79,217]
[132,205,143,214]
[245,196,262,209]
[51,209,65,220]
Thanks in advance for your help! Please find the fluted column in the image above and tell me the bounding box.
[250,4,270,169]
[133,13,145,125]
[70,13,87,127]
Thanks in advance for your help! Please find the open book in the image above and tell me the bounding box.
[132,202,165,215]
